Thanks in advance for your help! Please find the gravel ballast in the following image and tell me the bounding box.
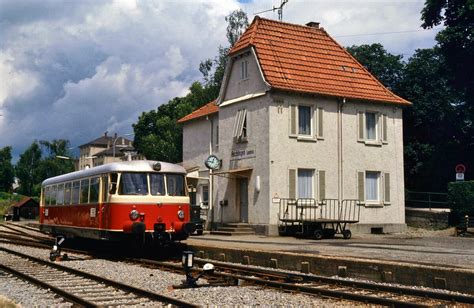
[0,243,353,306]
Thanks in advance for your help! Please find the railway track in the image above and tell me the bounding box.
[2,223,474,306]
[132,257,474,307]
[0,246,197,307]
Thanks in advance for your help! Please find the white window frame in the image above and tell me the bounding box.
[358,111,388,146]
[298,105,312,137]
[365,112,377,141]
[297,169,314,199]
[233,109,248,143]
[241,60,248,80]
[289,104,324,141]
[365,171,381,204]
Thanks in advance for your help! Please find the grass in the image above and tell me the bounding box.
[0,192,24,216]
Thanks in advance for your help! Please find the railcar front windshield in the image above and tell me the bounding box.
[150,173,165,195]
[167,174,186,196]
[119,173,149,195]
[116,172,186,196]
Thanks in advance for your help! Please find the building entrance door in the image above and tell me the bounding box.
[239,178,249,223]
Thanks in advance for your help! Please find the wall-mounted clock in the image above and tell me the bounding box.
[205,154,221,170]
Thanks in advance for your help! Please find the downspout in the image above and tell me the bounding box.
[338,98,346,201]
[208,116,214,229]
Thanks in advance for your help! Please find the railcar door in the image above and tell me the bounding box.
[100,175,109,231]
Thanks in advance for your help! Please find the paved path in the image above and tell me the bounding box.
[186,229,474,270]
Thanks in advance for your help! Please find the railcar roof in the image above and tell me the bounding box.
[42,160,186,186]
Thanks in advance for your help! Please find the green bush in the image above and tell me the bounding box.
[448,181,474,223]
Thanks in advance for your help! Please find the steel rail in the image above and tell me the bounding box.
[0,246,198,308]
[2,222,50,236]
[2,232,473,306]
[134,258,474,307]
[0,263,97,307]
[193,257,474,304]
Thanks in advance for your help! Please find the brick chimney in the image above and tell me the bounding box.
[306,21,320,29]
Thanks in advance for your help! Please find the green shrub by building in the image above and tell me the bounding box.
[448,181,474,224]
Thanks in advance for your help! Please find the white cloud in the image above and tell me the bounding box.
[0,0,438,159]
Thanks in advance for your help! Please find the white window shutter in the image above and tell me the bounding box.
[237,109,247,139]
[289,169,296,199]
[357,171,365,202]
[358,112,364,140]
[382,114,388,142]
[290,105,297,136]
[384,172,391,203]
[232,110,241,138]
[377,113,381,141]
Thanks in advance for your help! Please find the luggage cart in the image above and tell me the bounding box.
[278,198,361,239]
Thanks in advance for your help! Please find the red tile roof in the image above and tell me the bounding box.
[177,100,219,123]
[229,17,410,106]
[13,197,38,208]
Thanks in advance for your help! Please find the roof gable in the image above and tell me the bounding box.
[177,100,218,124]
[228,17,410,106]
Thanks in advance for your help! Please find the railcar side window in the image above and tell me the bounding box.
[51,185,57,205]
[64,183,72,205]
[119,173,148,195]
[150,173,165,195]
[72,181,80,204]
[90,177,100,203]
[56,184,64,205]
[44,187,51,205]
[166,174,186,196]
[80,179,89,204]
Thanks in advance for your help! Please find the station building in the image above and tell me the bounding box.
[178,17,411,235]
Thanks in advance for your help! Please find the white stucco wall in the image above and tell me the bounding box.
[223,50,268,101]
[182,114,218,171]
[215,95,271,228]
[267,93,406,233]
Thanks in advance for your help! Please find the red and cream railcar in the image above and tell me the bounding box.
[39,160,195,244]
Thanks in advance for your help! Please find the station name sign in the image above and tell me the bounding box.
[231,146,256,160]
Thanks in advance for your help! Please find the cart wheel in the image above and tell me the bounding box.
[342,230,352,239]
[314,230,323,240]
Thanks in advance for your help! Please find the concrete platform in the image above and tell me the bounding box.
[185,228,474,294]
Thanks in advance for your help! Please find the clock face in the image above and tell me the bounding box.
[205,155,221,170]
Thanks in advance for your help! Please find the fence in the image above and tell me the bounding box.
[405,190,448,210]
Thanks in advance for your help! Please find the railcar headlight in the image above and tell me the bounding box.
[177,210,185,220]
[129,209,139,221]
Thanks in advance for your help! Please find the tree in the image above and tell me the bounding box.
[346,43,405,91]
[38,139,75,180]
[16,142,42,196]
[400,48,463,190]
[0,146,14,192]
[225,9,249,46]
[421,0,474,101]
[421,0,474,169]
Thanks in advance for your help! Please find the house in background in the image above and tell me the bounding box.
[10,197,39,220]
[179,17,410,235]
[78,132,143,170]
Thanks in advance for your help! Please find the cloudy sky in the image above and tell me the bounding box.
[0,0,440,160]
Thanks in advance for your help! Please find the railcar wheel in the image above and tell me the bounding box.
[314,230,323,240]
[342,230,352,239]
